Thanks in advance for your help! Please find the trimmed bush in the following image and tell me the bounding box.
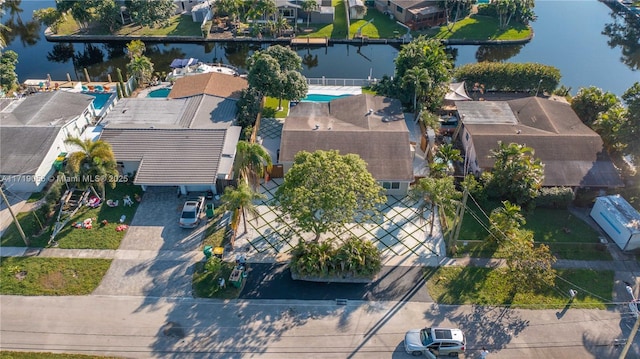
[453,62,561,93]
[535,187,574,208]
[289,237,382,279]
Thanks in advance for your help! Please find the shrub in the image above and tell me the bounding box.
[289,237,382,279]
[535,187,574,208]
[201,21,213,37]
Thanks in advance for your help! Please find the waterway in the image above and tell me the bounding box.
[2,0,639,96]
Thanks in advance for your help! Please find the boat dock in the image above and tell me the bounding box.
[290,37,328,46]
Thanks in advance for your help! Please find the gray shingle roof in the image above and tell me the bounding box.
[100,128,229,185]
[281,94,413,181]
[0,91,94,176]
[459,97,623,188]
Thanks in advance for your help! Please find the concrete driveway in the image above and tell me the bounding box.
[94,187,206,297]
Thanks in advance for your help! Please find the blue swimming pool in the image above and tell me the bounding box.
[301,94,352,102]
[85,92,115,110]
[147,88,171,98]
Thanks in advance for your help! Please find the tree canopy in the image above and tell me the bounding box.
[275,150,386,240]
[247,45,308,109]
[571,86,620,127]
[409,176,461,236]
[0,50,19,94]
[64,137,119,199]
[487,142,544,208]
[128,0,175,28]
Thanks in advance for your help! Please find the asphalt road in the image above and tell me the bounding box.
[239,264,433,302]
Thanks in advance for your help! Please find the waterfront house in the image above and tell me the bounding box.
[276,0,334,25]
[279,94,414,195]
[374,0,446,30]
[99,73,246,195]
[456,97,623,189]
[0,91,95,193]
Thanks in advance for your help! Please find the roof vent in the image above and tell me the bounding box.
[314,124,320,130]
[367,108,373,115]
[516,129,521,134]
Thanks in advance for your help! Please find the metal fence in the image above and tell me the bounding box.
[306,77,376,87]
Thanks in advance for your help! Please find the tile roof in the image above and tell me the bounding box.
[168,72,248,100]
[100,128,236,185]
[459,97,623,188]
[280,94,413,181]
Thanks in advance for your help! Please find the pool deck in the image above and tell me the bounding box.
[134,82,172,98]
[306,85,362,96]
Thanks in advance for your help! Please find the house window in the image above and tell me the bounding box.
[382,182,400,189]
[465,132,469,141]
[396,5,403,13]
[387,0,390,5]
[281,9,294,17]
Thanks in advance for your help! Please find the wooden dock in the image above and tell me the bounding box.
[290,37,328,46]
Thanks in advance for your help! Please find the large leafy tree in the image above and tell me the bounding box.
[0,50,19,94]
[64,137,119,200]
[128,0,175,28]
[493,0,535,29]
[33,7,63,33]
[402,66,432,116]
[275,150,386,241]
[571,86,620,127]
[56,0,96,29]
[409,176,461,236]
[488,142,544,207]
[234,141,273,190]
[216,0,243,22]
[247,46,308,109]
[621,82,640,162]
[219,182,266,247]
[94,0,121,33]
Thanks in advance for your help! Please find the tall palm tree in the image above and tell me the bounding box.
[64,137,119,200]
[274,17,290,37]
[219,182,266,247]
[234,141,273,190]
[409,177,461,236]
[402,66,432,117]
[488,200,525,244]
[301,0,319,28]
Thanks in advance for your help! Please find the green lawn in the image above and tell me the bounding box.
[192,260,243,299]
[426,266,613,309]
[201,211,230,250]
[0,257,112,296]
[299,0,348,39]
[56,14,202,37]
[263,97,290,118]
[428,15,531,41]
[349,8,407,39]
[0,352,122,359]
[1,184,143,249]
[454,201,611,260]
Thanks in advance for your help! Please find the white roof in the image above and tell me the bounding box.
[596,195,640,235]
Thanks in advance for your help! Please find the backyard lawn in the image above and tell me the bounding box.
[427,15,531,41]
[299,0,348,39]
[263,97,290,118]
[0,257,112,296]
[453,200,611,260]
[426,266,613,309]
[349,9,407,39]
[1,184,143,249]
[55,14,201,37]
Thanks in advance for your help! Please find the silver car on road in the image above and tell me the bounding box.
[404,327,466,357]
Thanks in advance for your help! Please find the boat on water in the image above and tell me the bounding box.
[167,58,243,80]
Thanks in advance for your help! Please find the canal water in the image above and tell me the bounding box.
[3,0,639,96]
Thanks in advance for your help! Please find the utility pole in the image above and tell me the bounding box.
[618,315,639,358]
[0,185,30,246]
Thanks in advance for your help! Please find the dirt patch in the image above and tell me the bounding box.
[40,271,66,289]
[14,271,27,281]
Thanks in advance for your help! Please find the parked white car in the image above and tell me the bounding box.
[179,196,205,228]
[404,327,466,357]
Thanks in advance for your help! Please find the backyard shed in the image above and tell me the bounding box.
[590,195,640,251]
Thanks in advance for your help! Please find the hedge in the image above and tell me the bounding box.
[535,187,574,208]
[453,62,561,93]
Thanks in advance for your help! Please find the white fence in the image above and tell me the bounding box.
[306,77,377,87]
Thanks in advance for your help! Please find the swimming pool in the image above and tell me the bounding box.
[301,94,352,102]
[85,92,115,110]
[147,88,172,98]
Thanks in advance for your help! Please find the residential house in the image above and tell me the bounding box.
[455,97,623,189]
[348,0,366,20]
[0,91,95,193]
[279,94,414,195]
[99,72,247,195]
[276,0,334,25]
[374,0,445,30]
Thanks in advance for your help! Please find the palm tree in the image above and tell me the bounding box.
[488,200,526,244]
[234,141,273,190]
[409,177,461,236]
[274,17,290,37]
[219,182,266,247]
[126,40,146,59]
[402,66,432,117]
[64,137,119,200]
[215,0,243,23]
[126,55,154,85]
[434,143,463,176]
[301,0,319,28]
